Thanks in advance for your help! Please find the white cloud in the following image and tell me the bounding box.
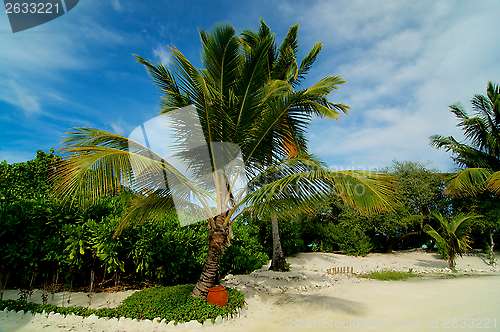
[2,80,41,115]
[0,0,130,114]
[153,44,171,65]
[109,116,134,136]
[111,0,124,12]
[291,0,500,172]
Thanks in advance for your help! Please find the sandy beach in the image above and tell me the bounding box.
[1,249,499,332]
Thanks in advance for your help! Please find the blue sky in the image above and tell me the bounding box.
[1,0,499,172]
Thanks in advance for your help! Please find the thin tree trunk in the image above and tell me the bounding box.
[192,212,231,298]
[488,231,495,266]
[448,251,456,272]
[0,271,10,301]
[269,214,287,271]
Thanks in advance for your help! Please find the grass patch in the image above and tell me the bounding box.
[0,284,245,324]
[360,270,422,281]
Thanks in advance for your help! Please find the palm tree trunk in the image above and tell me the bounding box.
[269,213,287,271]
[192,212,231,298]
[448,250,456,272]
[488,231,495,266]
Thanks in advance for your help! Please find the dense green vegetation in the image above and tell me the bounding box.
[48,20,399,299]
[0,284,245,324]
[1,150,497,297]
[0,150,269,292]
[431,81,500,265]
[0,19,498,318]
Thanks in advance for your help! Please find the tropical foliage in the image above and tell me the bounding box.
[296,161,450,254]
[0,151,269,295]
[0,284,245,324]
[430,81,500,265]
[430,81,500,196]
[423,212,476,271]
[380,160,449,250]
[0,148,497,298]
[48,20,399,298]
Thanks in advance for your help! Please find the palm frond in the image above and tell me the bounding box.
[114,190,211,237]
[239,156,399,220]
[423,224,446,248]
[444,168,494,197]
[51,128,214,214]
[431,82,500,197]
[486,170,500,194]
[295,42,322,84]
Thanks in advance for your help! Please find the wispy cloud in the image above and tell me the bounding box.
[282,0,500,172]
[111,0,124,12]
[0,0,141,162]
[153,44,171,64]
[2,80,41,115]
[109,116,134,136]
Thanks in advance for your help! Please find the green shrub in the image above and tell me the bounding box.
[297,198,373,255]
[331,223,373,256]
[219,221,268,275]
[117,285,244,323]
[0,284,245,324]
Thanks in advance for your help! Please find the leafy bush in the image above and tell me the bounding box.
[0,284,245,324]
[219,221,268,276]
[135,219,208,285]
[117,285,244,323]
[330,222,372,256]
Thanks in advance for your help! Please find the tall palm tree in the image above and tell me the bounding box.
[430,81,500,196]
[51,22,399,298]
[239,19,348,271]
[423,212,476,271]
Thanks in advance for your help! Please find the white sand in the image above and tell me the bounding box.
[1,250,499,332]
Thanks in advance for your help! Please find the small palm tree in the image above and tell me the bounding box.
[423,212,477,271]
[51,22,399,298]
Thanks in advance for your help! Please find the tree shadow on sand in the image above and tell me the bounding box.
[257,292,366,315]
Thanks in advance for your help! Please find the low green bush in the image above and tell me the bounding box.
[219,221,268,276]
[0,284,245,324]
[117,285,244,323]
[331,223,373,256]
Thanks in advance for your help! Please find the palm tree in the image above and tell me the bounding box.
[51,22,399,298]
[242,152,397,271]
[423,212,476,271]
[239,19,351,271]
[430,81,500,196]
[430,81,500,264]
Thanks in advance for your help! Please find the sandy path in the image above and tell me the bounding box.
[221,276,500,332]
[1,250,498,332]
